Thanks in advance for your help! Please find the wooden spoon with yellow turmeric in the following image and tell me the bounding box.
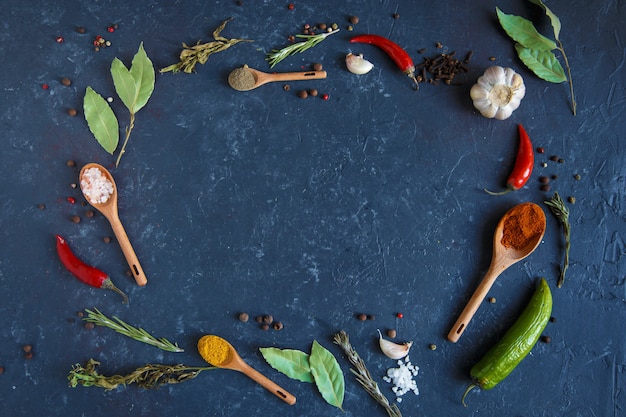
[197,335,296,405]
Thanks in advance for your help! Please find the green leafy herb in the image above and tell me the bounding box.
[84,43,155,166]
[68,358,213,390]
[310,340,345,410]
[259,347,313,383]
[160,18,253,74]
[83,87,119,154]
[266,29,339,68]
[83,308,184,353]
[544,192,571,288]
[333,330,402,417]
[496,2,576,115]
[259,342,344,409]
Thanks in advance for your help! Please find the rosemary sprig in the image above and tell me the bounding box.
[83,308,184,353]
[544,192,571,288]
[160,18,253,74]
[266,29,339,68]
[333,330,402,417]
[68,358,214,390]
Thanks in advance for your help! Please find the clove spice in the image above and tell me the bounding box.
[415,50,470,85]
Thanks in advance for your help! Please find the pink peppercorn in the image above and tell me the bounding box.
[321,93,329,100]
[42,84,49,90]
[396,313,404,319]
[67,197,76,204]
[107,26,115,33]
[56,36,64,43]
[288,3,295,10]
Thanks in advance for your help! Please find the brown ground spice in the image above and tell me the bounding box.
[501,203,544,250]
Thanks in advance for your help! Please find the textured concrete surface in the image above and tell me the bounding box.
[0,1,624,416]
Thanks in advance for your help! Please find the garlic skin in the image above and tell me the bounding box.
[377,329,412,360]
[346,53,374,75]
[470,66,525,120]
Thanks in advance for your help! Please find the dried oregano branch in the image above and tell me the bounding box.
[333,330,402,417]
[68,358,214,390]
[160,18,253,73]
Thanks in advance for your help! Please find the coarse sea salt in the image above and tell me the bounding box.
[81,167,114,204]
[382,355,419,403]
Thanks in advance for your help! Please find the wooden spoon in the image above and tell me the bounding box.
[79,163,147,286]
[447,202,546,343]
[198,335,296,405]
[228,65,327,91]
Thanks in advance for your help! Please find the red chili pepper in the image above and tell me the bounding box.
[485,124,534,195]
[55,235,128,304]
[350,34,419,89]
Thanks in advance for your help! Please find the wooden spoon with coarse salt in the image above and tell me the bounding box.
[447,202,546,342]
[79,163,147,286]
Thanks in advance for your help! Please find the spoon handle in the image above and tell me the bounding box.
[447,263,507,343]
[238,362,296,405]
[108,214,148,286]
[265,70,327,83]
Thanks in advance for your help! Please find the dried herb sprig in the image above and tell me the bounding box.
[266,29,339,68]
[68,358,214,390]
[333,330,402,417]
[160,18,253,74]
[544,192,571,288]
[83,308,184,353]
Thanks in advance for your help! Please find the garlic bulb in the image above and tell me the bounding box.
[346,53,374,75]
[470,66,525,120]
[377,329,412,360]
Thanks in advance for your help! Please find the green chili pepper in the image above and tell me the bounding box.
[462,278,552,406]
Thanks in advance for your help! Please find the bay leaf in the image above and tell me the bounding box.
[128,42,155,113]
[528,0,562,40]
[496,7,557,51]
[83,87,119,154]
[111,57,138,113]
[259,347,314,383]
[515,44,567,83]
[309,340,344,410]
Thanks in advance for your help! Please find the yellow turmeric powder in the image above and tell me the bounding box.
[197,335,231,366]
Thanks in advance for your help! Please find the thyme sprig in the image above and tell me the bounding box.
[266,29,339,68]
[83,308,184,353]
[160,18,253,74]
[68,359,214,390]
[544,192,571,288]
[333,330,402,417]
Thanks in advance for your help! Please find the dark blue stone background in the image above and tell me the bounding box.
[1,1,624,416]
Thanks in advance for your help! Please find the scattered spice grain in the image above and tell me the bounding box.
[23,344,32,353]
[357,313,367,321]
[0,366,4,374]
[103,236,111,244]
[70,215,81,224]
[387,329,397,338]
[76,26,86,34]
[37,203,45,210]
[539,176,550,184]
[540,335,552,343]
[84,322,95,330]
[297,90,308,99]
[367,314,375,321]
[272,321,284,330]
[567,196,576,204]
[308,88,318,97]
[262,315,273,324]
[313,62,323,71]
[66,160,76,167]
[283,84,290,91]
[488,297,496,303]
[261,324,270,331]
[238,312,249,322]
[428,344,437,351]
[61,77,72,86]
[350,16,360,24]
[67,108,77,117]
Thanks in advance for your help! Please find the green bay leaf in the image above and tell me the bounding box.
[129,42,155,113]
[528,0,562,40]
[515,44,567,83]
[111,57,138,112]
[259,347,313,383]
[309,340,344,410]
[496,7,556,51]
[83,87,119,154]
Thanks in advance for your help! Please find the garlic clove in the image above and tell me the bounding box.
[346,53,374,75]
[377,329,412,360]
